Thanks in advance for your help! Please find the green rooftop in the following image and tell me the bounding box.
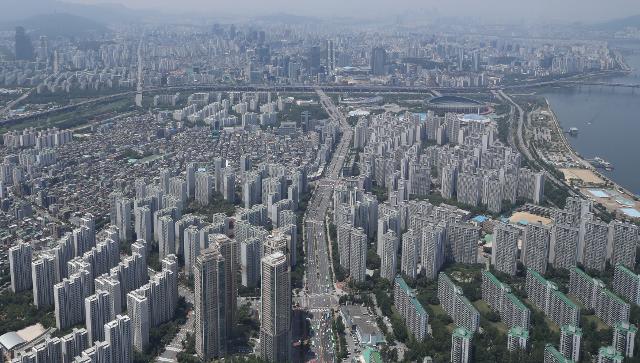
[506,292,528,312]
[362,347,383,363]
[410,296,427,316]
[598,346,623,359]
[545,344,574,363]
[395,276,411,293]
[561,325,582,337]
[453,327,473,339]
[508,326,529,339]
[616,264,640,279]
[614,321,638,334]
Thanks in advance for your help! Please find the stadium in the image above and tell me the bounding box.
[424,95,491,114]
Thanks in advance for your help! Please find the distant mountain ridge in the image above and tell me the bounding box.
[0,0,151,24]
[1,13,110,37]
[594,14,640,31]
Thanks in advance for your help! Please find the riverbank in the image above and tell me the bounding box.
[543,97,640,219]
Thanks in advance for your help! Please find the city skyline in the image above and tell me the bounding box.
[7,0,640,23]
[1,5,640,363]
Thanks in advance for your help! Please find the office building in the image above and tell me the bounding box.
[14,27,34,61]
[370,47,387,76]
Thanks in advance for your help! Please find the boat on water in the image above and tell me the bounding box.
[587,156,613,171]
[568,127,579,136]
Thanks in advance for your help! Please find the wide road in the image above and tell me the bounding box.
[155,284,195,362]
[302,88,352,363]
[498,90,577,199]
[0,88,34,117]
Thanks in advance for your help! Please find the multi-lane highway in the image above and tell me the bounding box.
[301,88,352,363]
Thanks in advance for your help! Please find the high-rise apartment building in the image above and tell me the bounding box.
[259,252,291,363]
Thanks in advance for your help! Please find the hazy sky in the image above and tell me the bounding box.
[67,0,640,22]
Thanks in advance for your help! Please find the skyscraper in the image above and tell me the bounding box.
[549,223,579,270]
[326,39,336,72]
[134,207,152,244]
[522,223,551,274]
[211,234,238,335]
[32,255,56,308]
[492,222,520,276]
[421,224,446,279]
[126,291,149,352]
[115,198,133,242]
[158,215,175,259]
[85,291,112,343]
[349,228,367,283]
[15,26,34,61]
[194,246,227,360]
[380,230,398,281]
[104,315,132,363]
[260,252,291,363]
[579,217,609,271]
[9,242,32,293]
[400,229,420,279]
[370,47,387,76]
[309,45,321,75]
[607,220,638,269]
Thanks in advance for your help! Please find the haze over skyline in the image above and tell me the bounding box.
[65,0,640,23]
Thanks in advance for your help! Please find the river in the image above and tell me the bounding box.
[539,40,640,195]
